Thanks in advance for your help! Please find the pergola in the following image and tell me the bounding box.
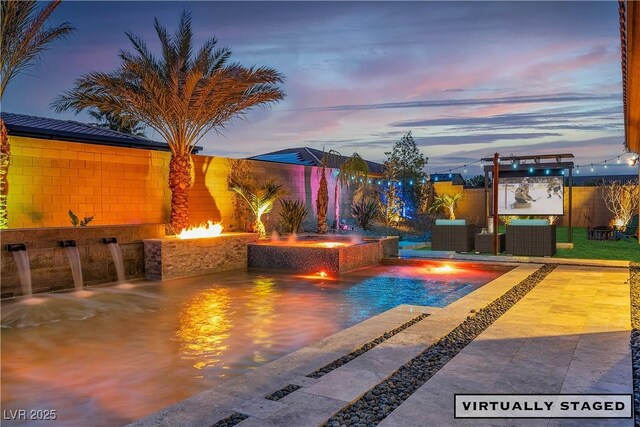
[482,153,575,254]
[620,0,639,243]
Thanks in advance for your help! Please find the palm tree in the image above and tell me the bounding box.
[88,109,147,136]
[428,193,464,220]
[0,0,74,229]
[53,11,284,231]
[228,177,282,238]
[327,150,368,229]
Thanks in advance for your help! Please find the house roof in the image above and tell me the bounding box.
[2,112,202,153]
[430,173,465,185]
[249,147,384,174]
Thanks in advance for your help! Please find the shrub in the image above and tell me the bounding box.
[428,192,463,220]
[351,198,379,230]
[69,210,93,226]
[279,199,308,234]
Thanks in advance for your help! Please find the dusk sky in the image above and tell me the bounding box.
[3,1,631,175]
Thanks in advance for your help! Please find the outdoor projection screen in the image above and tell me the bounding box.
[498,176,564,215]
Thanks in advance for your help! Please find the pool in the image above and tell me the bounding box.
[1,261,511,426]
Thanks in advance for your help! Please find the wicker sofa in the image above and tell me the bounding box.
[431,219,477,252]
[506,219,556,257]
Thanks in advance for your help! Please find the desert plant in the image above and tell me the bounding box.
[351,198,379,230]
[227,159,253,231]
[428,192,464,220]
[316,164,329,233]
[0,0,74,229]
[601,180,639,229]
[228,177,282,238]
[69,210,93,227]
[279,199,307,234]
[53,11,284,232]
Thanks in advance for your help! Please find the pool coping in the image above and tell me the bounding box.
[129,263,541,427]
[400,249,631,268]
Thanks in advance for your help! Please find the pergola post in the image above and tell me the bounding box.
[568,167,573,243]
[493,153,500,255]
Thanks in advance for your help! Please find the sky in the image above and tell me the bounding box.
[3,1,632,176]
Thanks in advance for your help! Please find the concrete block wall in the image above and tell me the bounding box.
[432,182,613,228]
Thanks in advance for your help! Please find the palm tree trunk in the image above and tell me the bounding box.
[317,166,328,234]
[0,118,9,229]
[168,152,191,232]
[334,183,339,229]
[448,205,456,220]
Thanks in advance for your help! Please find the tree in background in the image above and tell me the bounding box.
[88,109,147,136]
[465,175,485,188]
[0,0,74,229]
[382,131,428,218]
[53,11,284,231]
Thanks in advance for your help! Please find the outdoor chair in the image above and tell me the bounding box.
[506,219,556,257]
[587,226,614,241]
[623,214,639,239]
[431,219,477,252]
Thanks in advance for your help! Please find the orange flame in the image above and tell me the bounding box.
[431,264,455,274]
[179,220,223,239]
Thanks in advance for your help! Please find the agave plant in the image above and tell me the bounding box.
[428,192,464,220]
[228,177,282,238]
[351,198,379,231]
[279,199,307,234]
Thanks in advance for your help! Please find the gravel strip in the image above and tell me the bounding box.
[324,264,556,427]
[265,384,302,401]
[629,261,640,426]
[308,313,430,379]
[209,412,248,427]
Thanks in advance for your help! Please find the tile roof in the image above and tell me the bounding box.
[249,147,384,174]
[2,112,202,153]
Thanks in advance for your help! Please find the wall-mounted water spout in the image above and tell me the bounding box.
[59,240,77,248]
[103,237,125,283]
[7,243,27,252]
[7,243,32,296]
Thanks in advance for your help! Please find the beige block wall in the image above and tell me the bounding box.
[7,136,349,231]
[432,182,614,228]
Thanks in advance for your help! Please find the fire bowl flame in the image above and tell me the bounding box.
[178,221,223,240]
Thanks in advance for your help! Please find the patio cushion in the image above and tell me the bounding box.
[435,219,466,225]
[511,219,549,226]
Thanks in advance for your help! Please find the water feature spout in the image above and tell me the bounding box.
[59,240,77,248]
[60,242,83,290]
[104,238,126,283]
[7,243,32,296]
[7,243,26,252]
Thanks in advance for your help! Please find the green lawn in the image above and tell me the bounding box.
[553,227,639,262]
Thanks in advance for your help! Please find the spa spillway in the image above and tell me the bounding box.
[248,235,399,275]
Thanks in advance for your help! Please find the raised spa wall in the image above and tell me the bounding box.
[248,236,399,275]
[1,224,165,298]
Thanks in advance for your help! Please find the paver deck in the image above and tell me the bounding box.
[379,265,632,427]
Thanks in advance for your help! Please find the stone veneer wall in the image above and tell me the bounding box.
[143,233,259,280]
[1,224,165,298]
[248,236,399,275]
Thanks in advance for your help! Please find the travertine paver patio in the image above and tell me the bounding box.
[379,265,632,427]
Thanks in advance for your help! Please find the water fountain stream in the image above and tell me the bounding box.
[7,244,32,297]
[103,238,126,283]
[59,240,83,291]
